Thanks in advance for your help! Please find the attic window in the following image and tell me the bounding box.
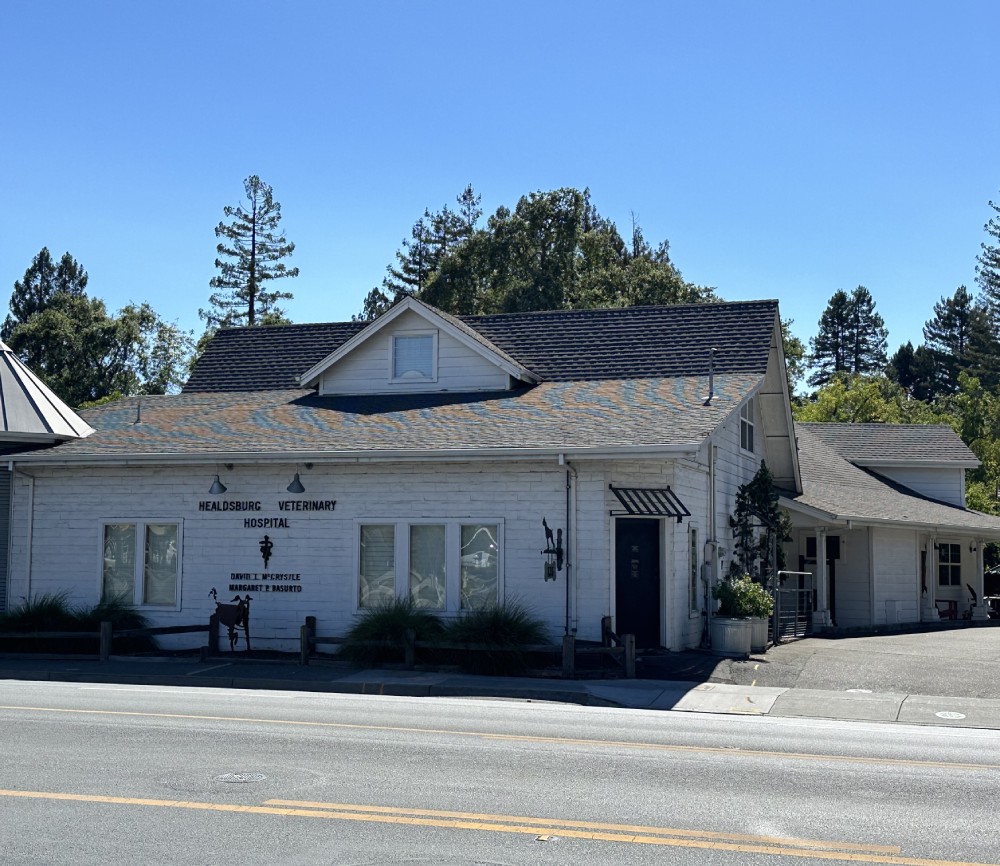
[740,397,755,453]
[392,333,437,382]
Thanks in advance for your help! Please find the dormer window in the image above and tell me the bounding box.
[392,332,437,382]
[740,397,755,453]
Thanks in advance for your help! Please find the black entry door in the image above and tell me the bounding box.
[615,519,661,648]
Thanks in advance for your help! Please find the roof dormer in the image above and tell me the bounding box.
[299,297,539,396]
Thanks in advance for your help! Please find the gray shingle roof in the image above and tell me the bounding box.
[18,373,762,461]
[184,300,779,392]
[798,422,979,466]
[786,426,1000,534]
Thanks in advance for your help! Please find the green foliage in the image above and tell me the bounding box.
[729,461,791,581]
[794,373,952,425]
[0,591,77,632]
[808,287,888,387]
[781,318,807,394]
[0,593,154,654]
[713,574,774,618]
[921,286,998,394]
[204,175,299,329]
[442,600,548,675]
[976,193,1000,323]
[2,248,88,354]
[888,341,939,402]
[4,249,193,406]
[74,597,150,631]
[358,187,714,319]
[339,597,445,664]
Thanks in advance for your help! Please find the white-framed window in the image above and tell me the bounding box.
[357,520,502,612]
[740,397,755,453]
[101,520,181,609]
[938,543,961,587]
[689,525,699,611]
[391,332,437,381]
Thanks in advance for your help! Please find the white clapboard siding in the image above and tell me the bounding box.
[871,527,919,625]
[830,528,871,628]
[320,310,510,395]
[869,466,965,508]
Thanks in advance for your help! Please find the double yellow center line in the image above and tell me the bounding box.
[0,790,993,865]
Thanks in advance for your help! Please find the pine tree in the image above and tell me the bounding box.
[203,175,299,328]
[380,186,483,310]
[808,290,852,386]
[382,217,434,299]
[808,287,887,386]
[976,194,1000,325]
[846,286,888,375]
[2,248,89,370]
[922,286,997,393]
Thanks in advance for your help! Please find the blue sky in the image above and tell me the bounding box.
[2,1,998,360]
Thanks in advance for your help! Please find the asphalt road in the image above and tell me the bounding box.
[1,680,998,865]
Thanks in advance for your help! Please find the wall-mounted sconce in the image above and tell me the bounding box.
[970,540,979,553]
[286,463,313,494]
[541,517,563,581]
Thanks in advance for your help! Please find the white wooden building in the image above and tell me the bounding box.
[2,297,999,650]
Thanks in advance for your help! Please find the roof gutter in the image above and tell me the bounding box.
[5,443,702,468]
[779,495,1000,537]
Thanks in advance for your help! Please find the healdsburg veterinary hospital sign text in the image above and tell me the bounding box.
[196,500,336,595]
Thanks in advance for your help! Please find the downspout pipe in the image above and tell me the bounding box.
[559,453,578,635]
[8,462,33,603]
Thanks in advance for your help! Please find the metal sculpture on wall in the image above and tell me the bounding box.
[210,587,252,651]
[541,517,563,581]
[259,534,274,569]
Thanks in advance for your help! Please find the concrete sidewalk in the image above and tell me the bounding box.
[3,640,1000,730]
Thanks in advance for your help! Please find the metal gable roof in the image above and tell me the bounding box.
[0,342,94,441]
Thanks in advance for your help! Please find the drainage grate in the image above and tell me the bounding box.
[215,773,267,783]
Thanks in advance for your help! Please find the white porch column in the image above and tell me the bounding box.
[972,540,989,621]
[921,536,939,622]
[813,527,831,627]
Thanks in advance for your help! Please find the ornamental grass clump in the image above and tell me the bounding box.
[339,597,445,665]
[712,574,774,619]
[0,592,155,653]
[0,592,78,633]
[443,600,548,676]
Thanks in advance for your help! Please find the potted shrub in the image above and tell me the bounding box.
[711,574,773,657]
[743,579,775,653]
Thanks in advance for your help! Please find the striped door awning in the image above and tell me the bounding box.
[609,484,690,523]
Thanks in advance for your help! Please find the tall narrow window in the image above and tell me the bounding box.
[103,523,137,602]
[359,525,396,608]
[143,523,178,605]
[461,524,499,609]
[409,524,446,609]
[740,398,755,452]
